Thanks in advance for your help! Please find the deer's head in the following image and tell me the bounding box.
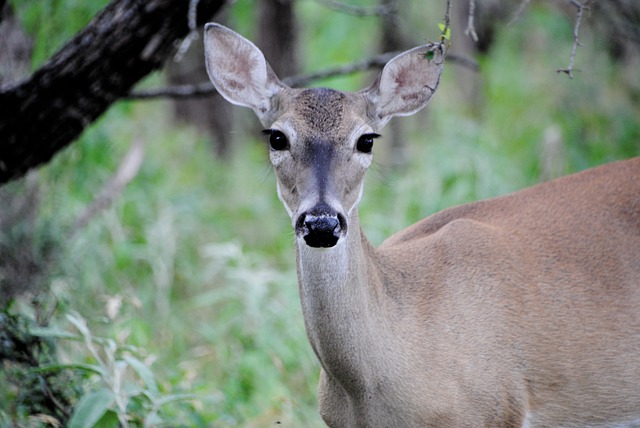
[204,24,444,248]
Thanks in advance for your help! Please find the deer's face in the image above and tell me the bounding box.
[265,88,380,248]
[203,23,443,248]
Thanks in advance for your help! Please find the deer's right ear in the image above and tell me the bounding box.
[364,43,445,129]
[204,23,286,125]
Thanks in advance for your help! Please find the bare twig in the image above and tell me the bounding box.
[40,379,71,419]
[441,0,452,43]
[174,0,200,62]
[508,0,532,27]
[127,50,478,100]
[315,0,395,17]
[132,0,462,100]
[126,81,216,99]
[557,0,590,78]
[446,52,479,71]
[71,138,145,235]
[465,0,479,42]
[283,51,399,87]
[129,51,400,99]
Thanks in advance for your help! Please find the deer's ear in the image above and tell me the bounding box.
[364,44,445,128]
[204,23,287,125]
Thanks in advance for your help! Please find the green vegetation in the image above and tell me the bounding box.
[1,1,638,426]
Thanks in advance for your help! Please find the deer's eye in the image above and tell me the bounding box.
[263,129,289,151]
[356,134,379,153]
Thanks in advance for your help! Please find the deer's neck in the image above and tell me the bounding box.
[295,211,392,388]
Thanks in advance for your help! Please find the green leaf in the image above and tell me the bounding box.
[94,410,119,428]
[437,22,451,41]
[30,326,82,341]
[155,393,202,406]
[32,362,106,377]
[66,312,91,336]
[122,355,159,395]
[68,388,115,428]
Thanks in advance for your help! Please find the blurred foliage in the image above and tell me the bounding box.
[9,0,110,68]
[0,307,83,427]
[1,0,638,426]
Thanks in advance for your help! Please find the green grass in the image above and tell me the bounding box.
[33,102,321,426]
[2,2,638,427]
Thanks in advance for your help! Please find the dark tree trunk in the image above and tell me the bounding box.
[380,0,407,167]
[166,19,234,158]
[256,0,299,77]
[0,0,226,185]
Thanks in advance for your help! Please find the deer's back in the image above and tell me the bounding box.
[376,157,640,426]
[381,157,640,283]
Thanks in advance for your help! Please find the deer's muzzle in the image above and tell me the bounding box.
[296,203,347,248]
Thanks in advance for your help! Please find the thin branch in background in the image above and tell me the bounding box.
[282,51,399,87]
[446,52,479,71]
[286,54,479,84]
[126,50,479,100]
[315,0,395,17]
[465,0,479,42]
[444,0,452,28]
[41,379,71,420]
[129,0,470,100]
[126,81,216,99]
[508,0,532,26]
[71,138,145,236]
[557,0,590,78]
[174,0,201,62]
[440,0,452,46]
[128,52,403,99]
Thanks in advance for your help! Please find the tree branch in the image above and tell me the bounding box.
[282,51,398,87]
[174,0,202,62]
[127,82,217,100]
[314,0,395,17]
[72,138,145,235]
[126,52,399,99]
[508,0,532,27]
[127,50,478,100]
[557,0,590,78]
[0,0,225,185]
[440,0,452,45]
[465,0,479,42]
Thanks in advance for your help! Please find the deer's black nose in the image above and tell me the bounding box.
[296,204,346,248]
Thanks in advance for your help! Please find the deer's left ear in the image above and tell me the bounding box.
[204,23,288,126]
[363,44,445,128]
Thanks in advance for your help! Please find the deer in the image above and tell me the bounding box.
[203,23,640,427]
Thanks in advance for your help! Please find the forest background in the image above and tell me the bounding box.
[0,0,638,426]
